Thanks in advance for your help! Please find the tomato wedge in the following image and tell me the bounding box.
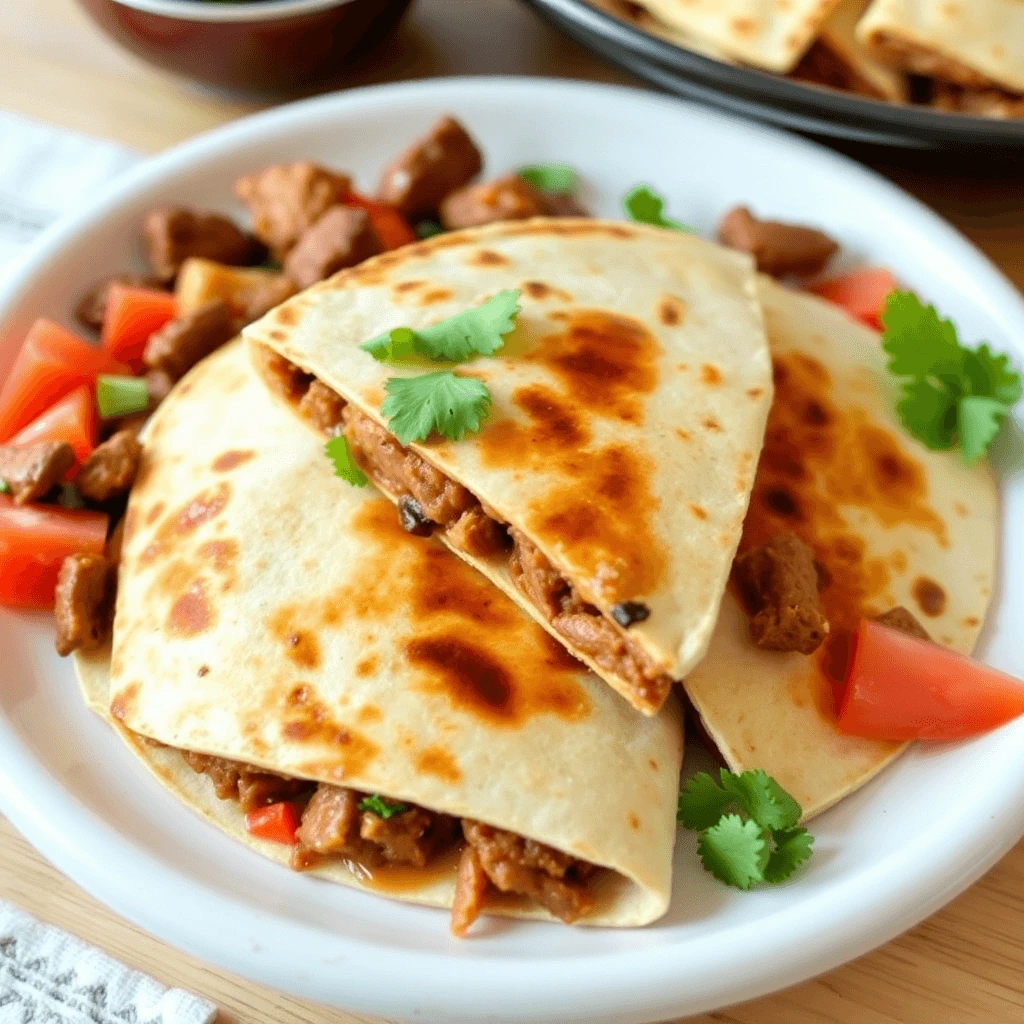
[837,618,1024,741]
[0,497,108,610]
[245,802,301,845]
[809,268,899,331]
[345,192,417,251]
[0,319,129,442]
[101,285,177,369]
[13,385,98,465]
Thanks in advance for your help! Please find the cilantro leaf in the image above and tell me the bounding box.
[361,290,522,364]
[324,435,368,487]
[896,377,958,450]
[623,184,691,232]
[881,291,963,379]
[958,396,1008,465]
[678,772,733,831]
[764,827,814,884]
[382,372,492,444]
[415,219,444,239]
[519,163,577,195]
[358,795,408,819]
[697,815,768,890]
[720,768,802,832]
[963,344,1024,407]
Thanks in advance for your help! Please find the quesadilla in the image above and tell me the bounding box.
[685,279,998,818]
[243,218,774,716]
[75,340,684,934]
[857,0,1024,96]
[585,0,735,62]
[634,0,846,73]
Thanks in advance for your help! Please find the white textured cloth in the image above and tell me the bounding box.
[0,112,214,1024]
[0,900,216,1024]
[0,110,138,276]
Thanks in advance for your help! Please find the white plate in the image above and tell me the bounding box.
[0,78,1022,1024]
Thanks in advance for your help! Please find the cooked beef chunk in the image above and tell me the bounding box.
[876,606,932,642]
[254,347,314,404]
[718,206,839,279]
[143,298,235,380]
[734,532,830,654]
[293,784,368,860]
[440,175,547,231]
[182,751,243,801]
[235,162,352,260]
[342,406,473,525]
[462,820,596,924]
[76,430,142,503]
[539,192,589,218]
[143,208,255,282]
[446,504,509,557]
[359,806,456,868]
[376,115,483,219]
[398,495,434,536]
[297,379,346,434]
[236,772,310,814]
[75,273,166,332]
[53,553,116,656]
[610,601,650,628]
[0,441,75,504]
[145,368,175,409]
[283,206,383,289]
[232,272,296,325]
[508,527,569,618]
[451,844,491,937]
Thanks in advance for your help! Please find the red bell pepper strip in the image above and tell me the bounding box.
[245,802,302,845]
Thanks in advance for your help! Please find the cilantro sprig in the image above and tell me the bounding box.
[882,291,1022,464]
[358,794,409,819]
[623,184,692,232]
[324,435,368,487]
[382,372,492,445]
[519,162,578,195]
[678,769,813,890]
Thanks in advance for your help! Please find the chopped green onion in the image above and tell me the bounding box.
[415,219,444,239]
[358,794,408,819]
[97,375,149,419]
[519,163,577,195]
[0,478,8,495]
[58,483,86,510]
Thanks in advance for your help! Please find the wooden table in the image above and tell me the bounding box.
[2,1,1023,1021]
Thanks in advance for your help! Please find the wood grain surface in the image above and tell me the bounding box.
[1,0,1023,1021]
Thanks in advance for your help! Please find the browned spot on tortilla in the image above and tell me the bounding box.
[415,745,462,784]
[954,501,969,517]
[523,280,573,302]
[503,221,634,240]
[144,502,165,526]
[138,541,167,566]
[268,607,323,670]
[197,665,209,677]
[703,417,723,432]
[288,683,312,706]
[733,15,758,36]
[480,384,591,462]
[198,538,238,575]
[419,288,454,306]
[701,364,722,386]
[357,703,383,723]
[285,702,379,777]
[275,305,298,327]
[268,329,286,342]
[110,682,141,724]
[406,634,588,727]
[158,482,231,541]
[469,249,509,268]
[167,579,213,637]
[964,615,979,628]
[355,653,380,678]
[741,351,949,720]
[676,428,691,442]
[748,387,764,399]
[212,449,255,473]
[394,280,424,294]
[690,504,708,521]
[891,550,908,573]
[913,577,947,617]
[657,295,686,327]
[628,813,640,830]
[648,758,658,771]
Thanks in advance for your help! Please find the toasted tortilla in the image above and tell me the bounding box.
[633,0,846,73]
[685,279,998,819]
[857,0,1024,95]
[78,341,683,927]
[243,218,773,715]
[584,0,735,62]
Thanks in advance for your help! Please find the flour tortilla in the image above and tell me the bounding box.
[77,341,683,927]
[633,0,845,72]
[243,218,773,715]
[585,0,735,61]
[685,279,998,819]
[857,0,1024,95]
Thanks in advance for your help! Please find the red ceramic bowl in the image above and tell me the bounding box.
[75,0,414,93]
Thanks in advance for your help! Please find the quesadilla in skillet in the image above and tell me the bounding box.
[857,0,1024,96]
[685,278,998,818]
[243,218,774,716]
[75,340,684,935]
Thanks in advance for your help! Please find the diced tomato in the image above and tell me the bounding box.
[245,802,301,845]
[0,319,129,442]
[809,268,900,331]
[837,618,1024,741]
[13,385,98,466]
[101,284,177,369]
[345,192,416,251]
[0,497,108,610]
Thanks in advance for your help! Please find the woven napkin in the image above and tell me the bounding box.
[0,110,216,1024]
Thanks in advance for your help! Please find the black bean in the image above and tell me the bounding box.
[611,601,650,628]
[398,495,434,536]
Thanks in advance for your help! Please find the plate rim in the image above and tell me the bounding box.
[1,76,1023,1023]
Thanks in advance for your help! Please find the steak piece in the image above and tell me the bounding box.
[53,553,117,656]
[440,175,547,231]
[284,206,383,289]
[718,206,838,279]
[76,430,142,503]
[359,806,456,868]
[446,504,509,557]
[0,441,75,504]
[144,208,256,282]
[144,298,235,381]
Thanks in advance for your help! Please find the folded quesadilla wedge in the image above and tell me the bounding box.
[585,0,736,62]
[685,279,998,818]
[633,0,846,73]
[857,0,1024,96]
[243,218,773,716]
[75,341,683,934]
